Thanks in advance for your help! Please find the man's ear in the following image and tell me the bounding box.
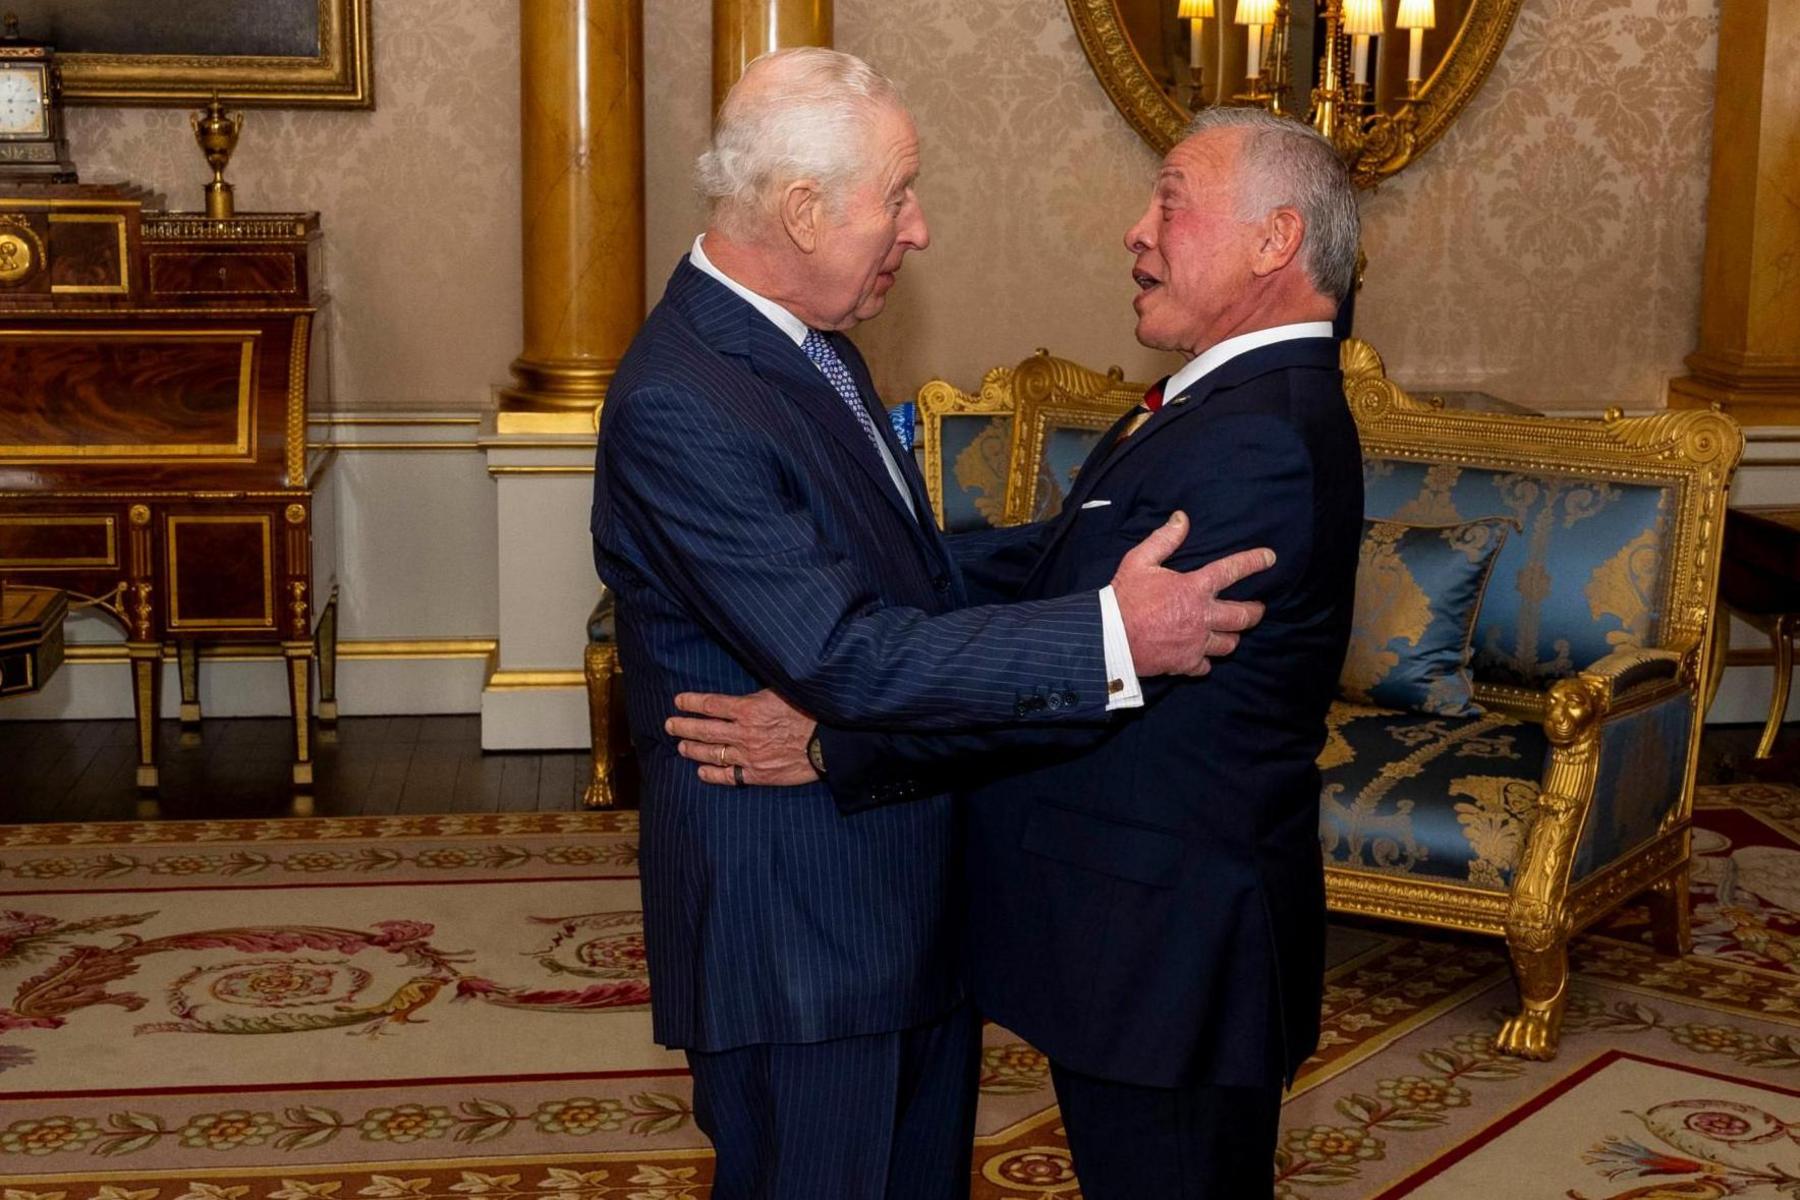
[779,180,824,254]
[1250,206,1306,278]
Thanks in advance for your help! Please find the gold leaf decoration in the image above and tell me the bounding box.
[1452,774,1542,889]
[1585,526,1661,649]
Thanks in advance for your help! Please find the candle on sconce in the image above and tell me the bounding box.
[1396,0,1436,84]
[1341,0,1384,87]
[1234,0,1275,80]
[1178,0,1214,70]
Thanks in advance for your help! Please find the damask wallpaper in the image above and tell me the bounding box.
[65,0,522,411]
[59,0,1716,414]
[830,0,1720,413]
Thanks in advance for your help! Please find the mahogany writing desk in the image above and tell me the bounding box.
[0,183,336,790]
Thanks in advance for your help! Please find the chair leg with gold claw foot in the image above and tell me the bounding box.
[584,640,618,810]
[584,591,620,810]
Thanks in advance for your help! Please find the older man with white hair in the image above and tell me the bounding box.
[590,49,1274,1198]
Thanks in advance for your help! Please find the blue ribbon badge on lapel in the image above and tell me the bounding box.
[887,401,917,453]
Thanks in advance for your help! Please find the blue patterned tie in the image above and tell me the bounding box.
[802,329,888,456]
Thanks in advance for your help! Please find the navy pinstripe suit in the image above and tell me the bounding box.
[591,259,1116,1194]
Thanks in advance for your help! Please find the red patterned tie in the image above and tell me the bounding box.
[1143,376,1168,413]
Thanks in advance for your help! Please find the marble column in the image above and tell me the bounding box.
[497,0,645,434]
[712,0,834,112]
[1669,0,1800,423]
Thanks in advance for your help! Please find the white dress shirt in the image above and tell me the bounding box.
[1162,322,1336,406]
[688,235,1143,710]
[690,236,914,515]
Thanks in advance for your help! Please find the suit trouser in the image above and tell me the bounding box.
[686,1002,980,1200]
[1051,1060,1283,1200]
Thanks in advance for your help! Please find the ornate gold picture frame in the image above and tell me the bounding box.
[1001,353,1144,526]
[1064,0,1522,186]
[18,0,371,108]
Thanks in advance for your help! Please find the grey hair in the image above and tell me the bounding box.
[697,47,904,239]
[1182,108,1360,302]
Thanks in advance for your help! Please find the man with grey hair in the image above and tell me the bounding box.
[671,104,1365,1197]
[592,49,1278,1198]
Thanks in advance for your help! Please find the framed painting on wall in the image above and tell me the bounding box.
[7,0,371,108]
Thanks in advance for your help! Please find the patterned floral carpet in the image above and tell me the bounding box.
[4,785,1800,1198]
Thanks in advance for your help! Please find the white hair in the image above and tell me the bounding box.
[697,47,904,239]
[1183,108,1360,302]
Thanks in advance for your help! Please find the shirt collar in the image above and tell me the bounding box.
[690,234,810,347]
[1162,321,1336,405]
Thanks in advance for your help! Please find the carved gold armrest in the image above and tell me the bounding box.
[1499,648,1694,1061]
[1566,647,1687,713]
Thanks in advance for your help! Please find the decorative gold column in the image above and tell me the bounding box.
[498,0,645,434]
[1669,0,1800,423]
[712,0,833,113]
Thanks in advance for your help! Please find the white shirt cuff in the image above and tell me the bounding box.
[1098,585,1144,710]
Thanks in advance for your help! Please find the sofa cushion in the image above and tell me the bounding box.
[1318,701,1550,890]
[1340,517,1513,717]
[1362,460,1673,688]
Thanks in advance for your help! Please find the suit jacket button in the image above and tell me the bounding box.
[1014,700,1032,717]
[1061,690,1078,706]
[1046,692,1065,711]
[932,575,951,593]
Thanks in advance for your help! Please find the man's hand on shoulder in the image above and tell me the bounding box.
[667,689,820,786]
[1111,511,1274,677]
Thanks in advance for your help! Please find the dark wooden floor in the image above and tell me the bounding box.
[0,714,1794,826]
[0,715,594,824]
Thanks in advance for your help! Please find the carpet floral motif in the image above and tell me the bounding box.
[1580,1095,1800,1197]
[0,812,638,850]
[0,1162,716,1200]
[0,1092,694,1161]
[0,908,651,1046]
[0,841,637,884]
[10,784,1800,1199]
[1278,990,1800,1199]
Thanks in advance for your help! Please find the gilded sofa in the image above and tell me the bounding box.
[1328,341,1741,1059]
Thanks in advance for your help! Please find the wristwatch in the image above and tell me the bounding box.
[806,730,827,777]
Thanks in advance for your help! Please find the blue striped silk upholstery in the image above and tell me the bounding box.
[591,260,1109,1053]
[1362,460,1672,687]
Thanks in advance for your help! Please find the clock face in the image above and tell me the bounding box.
[0,67,47,139]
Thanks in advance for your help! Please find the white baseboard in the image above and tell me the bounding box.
[480,683,590,750]
[0,640,498,721]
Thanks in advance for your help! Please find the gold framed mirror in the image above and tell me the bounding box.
[1066,0,1522,186]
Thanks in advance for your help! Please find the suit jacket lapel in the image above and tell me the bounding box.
[1074,338,1340,504]
[669,260,946,564]
[830,332,943,549]
[1022,337,1340,592]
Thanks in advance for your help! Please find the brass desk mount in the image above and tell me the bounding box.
[191,96,245,219]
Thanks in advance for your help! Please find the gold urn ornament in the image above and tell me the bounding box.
[191,96,245,219]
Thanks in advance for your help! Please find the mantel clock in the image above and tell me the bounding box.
[0,13,76,183]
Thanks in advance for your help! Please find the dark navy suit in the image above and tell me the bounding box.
[819,338,1363,1197]
[591,259,1117,1197]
